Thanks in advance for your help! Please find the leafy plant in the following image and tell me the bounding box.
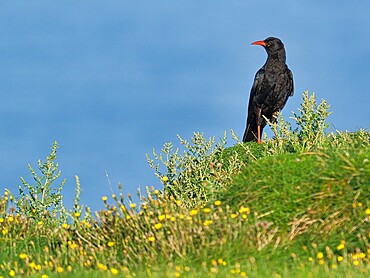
[15,141,67,223]
[147,132,246,207]
[266,91,332,153]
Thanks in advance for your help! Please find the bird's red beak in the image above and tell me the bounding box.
[251,40,266,46]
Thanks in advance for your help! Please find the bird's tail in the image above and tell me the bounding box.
[242,121,259,142]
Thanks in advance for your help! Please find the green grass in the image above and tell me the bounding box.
[0,130,369,277]
[0,92,369,277]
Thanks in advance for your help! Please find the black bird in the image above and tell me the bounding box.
[243,37,294,143]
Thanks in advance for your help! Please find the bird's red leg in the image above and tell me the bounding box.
[257,125,262,144]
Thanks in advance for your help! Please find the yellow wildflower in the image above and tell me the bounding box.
[74,212,80,218]
[57,267,64,273]
[337,256,343,262]
[230,213,237,219]
[97,263,107,270]
[190,209,198,216]
[203,220,213,226]
[154,223,163,230]
[353,260,359,266]
[161,176,169,182]
[365,208,370,215]
[337,243,345,250]
[9,270,15,277]
[239,207,250,214]
[29,262,36,269]
[41,275,49,278]
[62,223,68,229]
[19,253,27,259]
[107,242,115,247]
[158,215,165,221]
[129,203,136,209]
[102,196,108,201]
[7,216,14,222]
[203,208,211,213]
[148,236,155,242]
[317,252,324,259]
[214,200,221,206]
[110,268,119,275]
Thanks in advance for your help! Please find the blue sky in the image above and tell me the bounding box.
[1,2,369,212]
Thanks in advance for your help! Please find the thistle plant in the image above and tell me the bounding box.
[15,141,67,223]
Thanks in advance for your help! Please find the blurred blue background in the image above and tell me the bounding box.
[0,1,369,212]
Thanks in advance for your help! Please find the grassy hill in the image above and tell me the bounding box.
[0,92,369,277]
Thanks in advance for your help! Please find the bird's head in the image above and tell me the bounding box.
[251,37,286,60]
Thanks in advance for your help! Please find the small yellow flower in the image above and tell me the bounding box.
[331,264,337,269]
[9,270,15,277]
[35,264,42,271]
[203,220,213,226]
[97,263,107,270]
[337,243,345,250]
[190,209,198,216]
[318,259,324,265]
[161,176,169,182]
[353,260,359,266]
[337,256,343,262]
[0,218,4,223]
[365,208,370,215]
[29,262,36,269]
[129,203,136,209]
[214,200,221,206]
[125,215,131,220]
[230,213,237,219]
[317,252,324,259]
[38,221,43,226]
[203,208,211,213]
[308,257,313,262]
[154,190,159,195]
[148,236,155,242]
[57,266,64,273]
[2,228,8,235]
[62,223,68,229]
[240,272,247,277]
[239,207,250,214]
[154,223,163,230]
[74,212,80,218]
[19,253,27,259]
[7,216,14,222]
[69,242,78,249]
[110,268,119,275]
[175,272,180,277]
[107,241,115,247]
[102,196,108,201]
[67,265,72,272]
[41,275,49,278]
[158,215,166,221]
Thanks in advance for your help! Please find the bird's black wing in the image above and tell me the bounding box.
[243,67,265,142]
[247,67,265,112]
